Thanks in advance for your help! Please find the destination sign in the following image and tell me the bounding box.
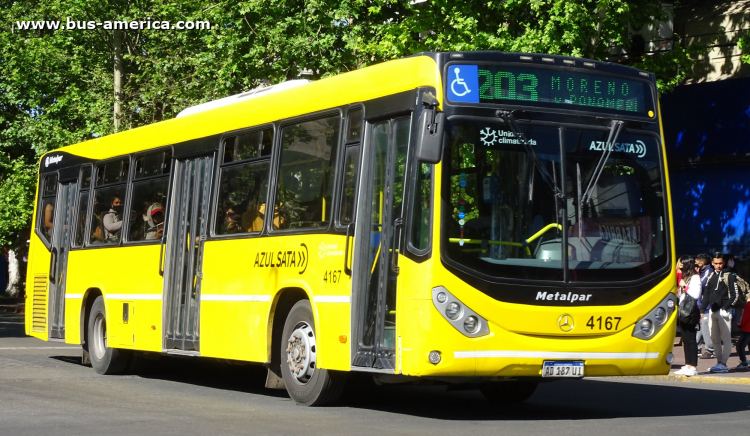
[446,64,654,117]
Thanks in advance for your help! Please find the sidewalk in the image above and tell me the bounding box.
[623,337,750,385]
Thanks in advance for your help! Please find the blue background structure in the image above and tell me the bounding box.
[661,78,750,260]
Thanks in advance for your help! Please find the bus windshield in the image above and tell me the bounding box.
[444,119,668,282]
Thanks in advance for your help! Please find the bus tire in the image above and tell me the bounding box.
[87,296,130,375]
[478,380,538,403]
[280,300,345,406]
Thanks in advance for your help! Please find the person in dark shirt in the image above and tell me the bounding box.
[700,253,739,373]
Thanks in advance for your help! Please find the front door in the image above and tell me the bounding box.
[49,181,78,339]
[351,117,411,370]
[163,155,214,351]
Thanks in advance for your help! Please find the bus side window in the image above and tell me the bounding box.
[90,182,127,245]
[38,174,58,244]
[129,178,169,242]
[275,115,340,229]
[215,160,271,235]
[409,162,432,251]
[338,145,359,225]
[73,192,89,247]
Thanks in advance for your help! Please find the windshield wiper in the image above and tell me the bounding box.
[498,111,565,200]
[580,120,624,207]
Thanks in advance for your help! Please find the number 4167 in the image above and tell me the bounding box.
[586,316,621,330]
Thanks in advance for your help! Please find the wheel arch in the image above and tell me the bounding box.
[80,287,103,351]
[267,287,311,368]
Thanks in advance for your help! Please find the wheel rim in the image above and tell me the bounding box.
[92,313,107,360]
[285,321,317,384]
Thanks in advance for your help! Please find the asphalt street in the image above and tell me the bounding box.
[2,309,750,436]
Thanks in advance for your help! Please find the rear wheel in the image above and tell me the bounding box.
[478,380,538,403]
[87,296,130,375]
[280,300,345,406]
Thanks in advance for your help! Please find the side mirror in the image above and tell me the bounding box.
[415,109,444,164]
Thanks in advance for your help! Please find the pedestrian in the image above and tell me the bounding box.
[675,256,701,376]
[695,253,715,359]
[701,252,739,373]
[736,299,750,370]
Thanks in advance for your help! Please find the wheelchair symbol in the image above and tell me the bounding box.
[451,67,471,97]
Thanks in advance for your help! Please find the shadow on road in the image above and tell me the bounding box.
[47,352,750,420]
[0,310,28,338]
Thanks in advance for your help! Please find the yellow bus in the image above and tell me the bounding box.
[26,51,676,405]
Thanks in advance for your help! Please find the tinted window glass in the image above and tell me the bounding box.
[80,167,92,189]
[410,163,432,250]
[223,129,273,163]
[338,145,359,225]
[73,192,89,247]
[90,185,127,244]
[43,174,58,197]
[346,109,363,142]
[129,178,169,241]
[216,161,271,234]
[96,159,129,186]
[135,150,171,179]
[39,198,55,243]
[275,116,340,229]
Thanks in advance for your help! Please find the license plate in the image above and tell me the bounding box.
[542,361,584,378]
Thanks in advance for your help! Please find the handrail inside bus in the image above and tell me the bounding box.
[447,223,561,256]
[525,223,563,244]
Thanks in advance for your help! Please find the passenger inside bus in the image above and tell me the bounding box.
[144,203,165,240]
[102,195,124,242]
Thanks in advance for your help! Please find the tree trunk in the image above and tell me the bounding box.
[5,248,21,297]
[114,29,123,132]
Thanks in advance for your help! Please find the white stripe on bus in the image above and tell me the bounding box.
[453,351,660,360]
[200,295,271,302]
[314,296,350,303]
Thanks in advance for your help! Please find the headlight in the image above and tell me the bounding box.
[640,319,654,336]
[436,292,447,303]
[464,316,479,333]
[446,302,461,320]
[654,307,667,325]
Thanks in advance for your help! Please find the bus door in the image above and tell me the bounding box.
[48,180,78,340]
[163,155,214,351]
[350,117,410,370]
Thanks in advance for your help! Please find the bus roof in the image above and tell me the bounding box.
[45,55,442,162]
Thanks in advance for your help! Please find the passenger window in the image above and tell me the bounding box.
[338,145,359,225]
[223,129,273,163]
[96,159,129,186]
[346,109,363,142]
[128,178,169,241]
[80,167,92,189]
[215,160,271,235]
[39,198,56,243]
[135,150,172,179]
[90,185,127,245]
[410,162,432,250]
[43,174,58,197]
[275,115,340,229]
[74,192,89,247]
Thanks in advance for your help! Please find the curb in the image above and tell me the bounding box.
[613,374,750,386]
[0,306,25,314]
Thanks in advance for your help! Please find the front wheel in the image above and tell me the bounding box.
[280,300,345,406]
[478,380,538,403]
[87,296,130,375]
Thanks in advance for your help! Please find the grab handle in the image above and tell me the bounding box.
[344,222,354,276]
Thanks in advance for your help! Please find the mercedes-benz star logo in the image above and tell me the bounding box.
[558,314,574,332]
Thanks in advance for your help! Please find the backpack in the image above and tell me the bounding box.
[722,272,749,309]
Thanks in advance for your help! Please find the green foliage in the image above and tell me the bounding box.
[0,157,37,247]
[739,33,750,65]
